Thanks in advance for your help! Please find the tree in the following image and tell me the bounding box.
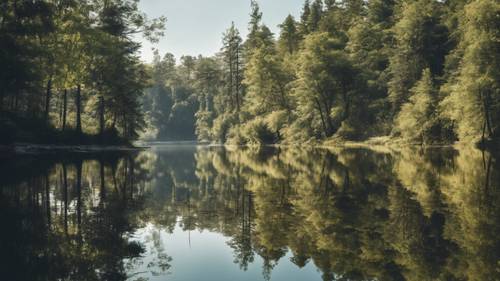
[220,22,244,117]
[91,0,165,139]
[293,33,359,139]
[0,0,165,144]
[395,69,437,143]
[308,0,324,33]
[367,0,397,28]
[242,39,294,143]
[299,0,312,35]
[387,0,449,116]
[244,45,293,116]
[441,0,500,142]
[246,0,263,52]
[194,57,222,141]
[278,15,301,55]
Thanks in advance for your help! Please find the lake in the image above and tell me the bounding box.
[1,144,499,281]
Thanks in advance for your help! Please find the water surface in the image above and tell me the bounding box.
[1,145,499,281]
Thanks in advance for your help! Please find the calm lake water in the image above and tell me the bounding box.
[1,144,499,281]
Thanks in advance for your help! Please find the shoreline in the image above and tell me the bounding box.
[1,136,493,156]
[0,143,146,155]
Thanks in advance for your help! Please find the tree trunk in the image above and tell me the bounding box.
[62,89,67,131]
[315,98,329,138]
[229,52,234,113]
[75,84,82,134]
[235,48,241,116]
[343,89,350,120]
[99,96,105,137]
[45,79,52,123]
[482,119,487,144]
[481,89,494,139]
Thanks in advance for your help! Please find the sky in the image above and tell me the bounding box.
[137,0,304,63]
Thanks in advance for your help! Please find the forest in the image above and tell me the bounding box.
[1,0,499,146]
[0,0,165,144]
[143,0,500,146]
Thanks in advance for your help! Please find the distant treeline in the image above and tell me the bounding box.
[143,0,500,145]
[0,0,165,143]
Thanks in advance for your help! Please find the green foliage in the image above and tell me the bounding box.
[3,0,498,146]
[440,0,500,142]
[395,69,436,142]
[142,52,199,141]
[388,0,449,114]
[241,117,277,145]
[213,113,238,143]
[0,0,165,143]
[172,0,490,146]
[243,44,293,117]
[278,15,301,55]
[293,32,360,139]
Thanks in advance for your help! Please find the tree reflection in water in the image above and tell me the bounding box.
[1,146,499,281]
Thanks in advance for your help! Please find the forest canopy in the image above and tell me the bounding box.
[1,0,499,146]
[142,0,500,146]
[0,0,165,144]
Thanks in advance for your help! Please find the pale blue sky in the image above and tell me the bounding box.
[137,0,304,62]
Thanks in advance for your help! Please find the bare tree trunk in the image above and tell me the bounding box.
[235,47,241,120]
[44,79,52,123]
[482,119,487,144]
[315,98,329,138]
[75,84,82,134]
[229,52,234,113]
[62,89,67,131]
[343,90,350,120]
[99,96,105,138]
[481,89,494,139]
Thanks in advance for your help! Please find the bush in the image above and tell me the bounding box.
[240,118,276,145]
[212,113,237,143]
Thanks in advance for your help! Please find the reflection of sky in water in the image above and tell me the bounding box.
[129,221,322,281]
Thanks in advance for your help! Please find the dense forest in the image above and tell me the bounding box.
[143,0,500,146]
[0,0,165,144]
[1,0,499,146]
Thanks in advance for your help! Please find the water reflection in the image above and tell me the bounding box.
[1,146,499,281]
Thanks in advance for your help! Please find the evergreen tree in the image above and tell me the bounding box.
[299,0,312,35]
[278,15,301,55]
[308,0,324,33]
[367,0,397,28]
[194,57,222,141]
[396,69,437,143]
[441,0,500,142]
[388,0,448,116]
[247,0,263,51]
